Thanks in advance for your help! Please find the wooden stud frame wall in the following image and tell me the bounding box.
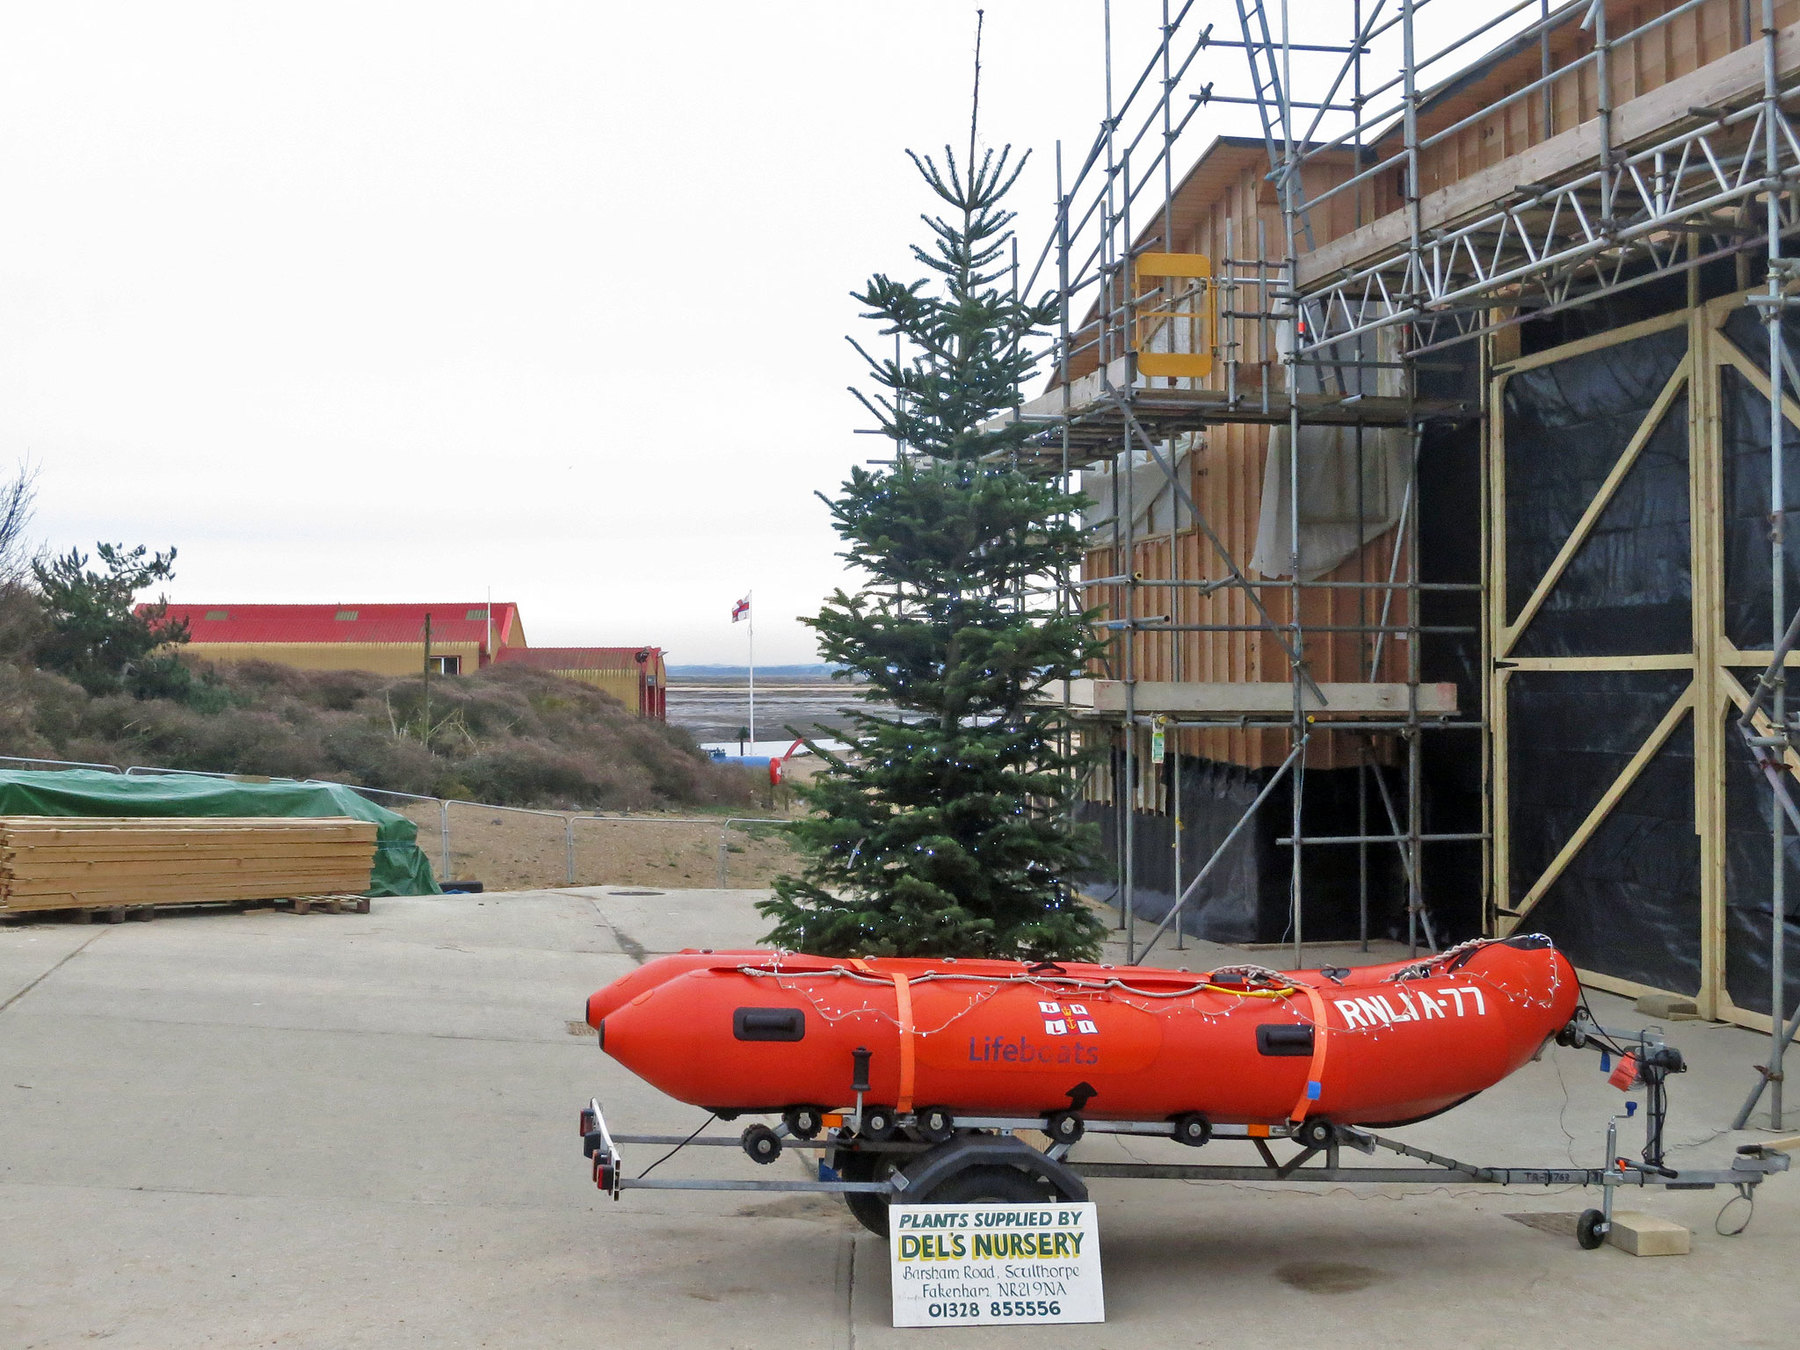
[1490,290,1800,1031]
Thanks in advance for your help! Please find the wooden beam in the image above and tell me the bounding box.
[1499,654,1695,672]
[1499,357,1690,657]
[1059,679,1458,716]
[1007,358,1441,455]
[1716,340,1800,434]
[1503,685,1695,929]
[0,816,377,911]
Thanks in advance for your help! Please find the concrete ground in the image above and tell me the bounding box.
[0,889,1795,1349]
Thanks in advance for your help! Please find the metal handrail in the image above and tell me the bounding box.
[0,754,124,772]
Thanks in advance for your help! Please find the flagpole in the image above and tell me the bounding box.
[747,590,755,747]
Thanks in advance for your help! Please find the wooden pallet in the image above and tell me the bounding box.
[0,816,377,914]
[0,894,374,924]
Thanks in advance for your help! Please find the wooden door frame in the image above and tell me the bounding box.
[1700,291,1800,1032]
[1489,293,1800,1027]
[1488,308,1706,1006]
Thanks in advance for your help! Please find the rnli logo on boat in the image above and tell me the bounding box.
[1037,1001,1098,1037]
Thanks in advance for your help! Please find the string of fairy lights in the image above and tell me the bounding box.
[725,936,1565,1047]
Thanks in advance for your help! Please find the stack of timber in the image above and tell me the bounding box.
[0,816,378,913]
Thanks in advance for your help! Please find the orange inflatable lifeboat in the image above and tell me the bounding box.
[586,935,1578,1131]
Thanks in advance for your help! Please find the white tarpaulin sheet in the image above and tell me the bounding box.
[1081,443,1189,539]
[1249,319,1411,581]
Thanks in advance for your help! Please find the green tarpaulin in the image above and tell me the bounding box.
[0,769,439,897]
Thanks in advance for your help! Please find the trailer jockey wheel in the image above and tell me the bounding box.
[1576,1208,1608,1250]
[1297,1118,1335,1150]
[1044,1111,1085,1145]
[859,1107,897,1141]
[783,1105,824,1141]
[914,1105,955,1145]
[741,1124,783,1165]
[1172,1113,1213,1147]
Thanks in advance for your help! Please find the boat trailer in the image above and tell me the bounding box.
[579,1011,1794,1249]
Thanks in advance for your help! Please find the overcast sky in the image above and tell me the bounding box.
[0,2,1524,665]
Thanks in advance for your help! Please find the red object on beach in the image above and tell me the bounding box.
[585,937,1578,1130]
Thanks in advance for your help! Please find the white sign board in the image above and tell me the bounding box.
[888,1202,1104,1328]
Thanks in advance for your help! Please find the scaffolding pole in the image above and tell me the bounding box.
[1027,0,1473,964]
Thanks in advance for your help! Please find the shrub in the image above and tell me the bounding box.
[0,651,755,812]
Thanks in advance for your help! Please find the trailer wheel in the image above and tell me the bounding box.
[1172,1112,1212,1147]
[783,1105,824,1141]
[914,1105,955,1144]
[741,1124,783,1165]
[835,1149,895,1238]
[924,1166,1051,1206]
[1575,1208,1608,1250]
[1296,1118,1335,1150]
[859,1107,898,1141]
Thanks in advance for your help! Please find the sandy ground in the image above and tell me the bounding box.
[388,760,827,893]
[394,799,804,892]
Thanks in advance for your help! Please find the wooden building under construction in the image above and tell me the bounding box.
[1029,0,1800,1040]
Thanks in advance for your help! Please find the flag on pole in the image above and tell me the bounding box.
[731,596,750,623]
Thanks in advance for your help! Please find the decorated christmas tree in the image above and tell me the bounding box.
[758,98,1104,960]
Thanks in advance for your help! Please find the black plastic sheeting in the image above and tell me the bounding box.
[1723,706,1800,1022]
[1716,302,1800,1016]
[1508,670,1700,994]
[1079,756,1268,945]
[1502,326,1691,658]
[1718,306,1800,650]
[1417,414,1487,942]
[1519,256,1742,357]
[1499,315,1708,996]
[1079,752,1407,947]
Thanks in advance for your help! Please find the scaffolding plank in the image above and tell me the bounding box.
[1056,679,1458,717]
[1012,358,1448,468]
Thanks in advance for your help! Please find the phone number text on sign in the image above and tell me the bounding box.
[888,1202,1103,1328]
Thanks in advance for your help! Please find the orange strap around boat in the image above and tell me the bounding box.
[1290,981,1330,1125]
[849,960,915,1113]
[889,973,916,1113]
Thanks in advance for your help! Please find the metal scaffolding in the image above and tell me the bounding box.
[1008,1,1800,1129]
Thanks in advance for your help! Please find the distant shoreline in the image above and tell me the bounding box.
[664,670,885,742]
[667,664,841,679]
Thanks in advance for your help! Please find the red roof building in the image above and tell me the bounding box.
[160,602,524,665]
[495,646,667,719]
[149,601,666,718]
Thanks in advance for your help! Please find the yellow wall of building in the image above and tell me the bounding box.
[542,668,643,708]
[183,642,483,677]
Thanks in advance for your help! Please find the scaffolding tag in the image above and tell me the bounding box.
[1151,717,1168,763]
